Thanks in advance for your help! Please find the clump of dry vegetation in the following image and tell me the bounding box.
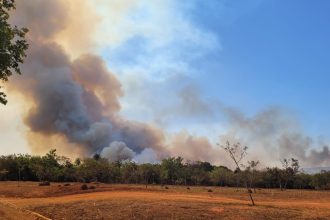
[81,184,88,190]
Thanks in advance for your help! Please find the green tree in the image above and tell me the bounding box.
[266,167,284,189]
[138,163,156,188]
[29,150,62,181]
[0,0,29,104]
[160,157,183,184]
[281,158,300,190]
[210,166,233,186]
[76,157,112,183]
[311,170,330,190]
[246,160,260,193]
[188,161,213,185]
[294,173,312,189]
[121,161,138,184]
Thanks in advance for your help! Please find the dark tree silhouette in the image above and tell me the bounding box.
[281,158,300,190]
[0,0,29,104]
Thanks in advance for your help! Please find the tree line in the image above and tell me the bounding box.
[0,149,329,190]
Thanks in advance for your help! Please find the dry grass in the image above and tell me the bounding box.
[1,182,330,219]
[0,205,38,220]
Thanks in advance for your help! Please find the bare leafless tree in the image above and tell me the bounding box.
[219,141,255,206]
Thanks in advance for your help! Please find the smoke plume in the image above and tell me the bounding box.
[100,141,135,162]
[7,0,165,161]
[3,0,329,167]
[219,107,330,167]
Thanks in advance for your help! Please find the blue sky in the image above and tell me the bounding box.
[195,0,330,136]
[101,0,330,140]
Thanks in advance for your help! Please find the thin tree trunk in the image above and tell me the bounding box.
[248,192,255,206]
[18,168,20,187]
[245,182,255,206]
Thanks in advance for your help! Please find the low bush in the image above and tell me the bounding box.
[81,184,88,190]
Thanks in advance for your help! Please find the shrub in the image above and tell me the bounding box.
[208,189,213,192]
[187,187,190,190]
[64,183,71,186]
[165,186,169,189]
[89,185,96,189]
[81,184,88,190]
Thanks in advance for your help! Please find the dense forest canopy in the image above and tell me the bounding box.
[0,150,329,190]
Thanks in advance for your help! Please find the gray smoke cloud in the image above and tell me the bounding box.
[100,141,135,162]
[153,83,330,167]
[8,0,165,161]
[14,40,165,160]
[219,107,330,167]
[133,148,158,164]
[168,130,232,165]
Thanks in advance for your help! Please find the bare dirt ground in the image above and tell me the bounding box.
[1,182,330,219]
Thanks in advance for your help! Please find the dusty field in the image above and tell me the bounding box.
[0,182,330,219]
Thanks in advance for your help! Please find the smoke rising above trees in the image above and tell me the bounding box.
[2,0,329,167]
[6,0,165,161]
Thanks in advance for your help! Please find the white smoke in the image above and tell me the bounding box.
[100,141,135,162]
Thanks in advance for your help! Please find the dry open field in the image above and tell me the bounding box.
[0,182,330,219]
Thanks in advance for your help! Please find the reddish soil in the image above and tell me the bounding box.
[1,182,330,219]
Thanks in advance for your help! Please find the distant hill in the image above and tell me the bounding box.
[302,167,330,174]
